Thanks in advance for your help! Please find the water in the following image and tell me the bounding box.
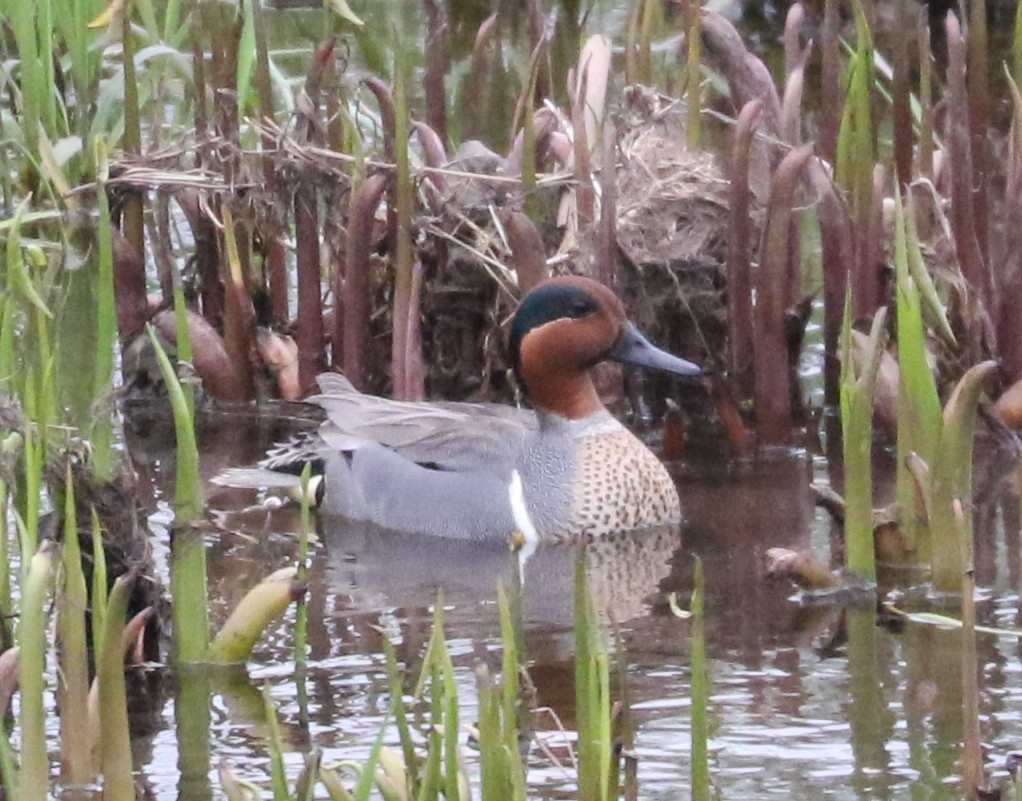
[113,411,1022,800]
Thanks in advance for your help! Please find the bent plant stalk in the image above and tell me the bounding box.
[146,326,208,662]
[207,568,304,664]
[928,361,998,595]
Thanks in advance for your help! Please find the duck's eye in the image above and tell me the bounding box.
[567,298,596,318]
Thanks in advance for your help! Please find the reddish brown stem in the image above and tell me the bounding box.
[504,210,548,294]
[728,100,762,397]
[754,144,813,443]
[221,220,256,402]
[597,118,617,289]
[946,12,993,347]
[998,95,1022,380]
[362,77,396,164]
[892,0,913,187]
[343,174,388,390]
[571,93,594,228]
[152,191,175,303]
[967,0,990,264]
[699,10,781,139]
[294,188,323,396]
[252,0,288,322]
[289,41,336,395]
[111,226,150,342]
[818,0,841,165]
[422,0,449,147]
[780,48,809,147]
[413,121,448,193]
[177,190,224,327]
[461,12,498,141]
[150,309,249,402]
[783,4,804,78]
[363,76,399,268]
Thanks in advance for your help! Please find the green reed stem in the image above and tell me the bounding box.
[840,299,885,584]
[170,526,210,664]
[174,669,213,799]
[21,412,41,557]
[19,541,55,801]
[0,293,17,392]
[97,574,136,801]
[956,498,984,795]
[296,464,311,667]
[476,585,527,801]
[575,554,613,801]
[148,324,208,661]
[497,583,520,739]
[58,466,92,785]
[835,0,875,223]
[170,260,195,422]
[929,362,997,594]
[38,0,57,136]
[382,635,418,791]
[146,324,201,521]
[90,508,107,654]
[120,0,145,260]
[262,685,290,801]
[353,711,390,801]
[0,472,11,635]
[393,41,414,398]
[61,0,100,133]
[690,557,710,801]
[7,0,43,153]
[91,139,117,481]
[893,191,941,560]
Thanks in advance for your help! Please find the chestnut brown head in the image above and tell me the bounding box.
[509,276,701,417]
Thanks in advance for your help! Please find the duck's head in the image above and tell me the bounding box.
[509,276,702,419]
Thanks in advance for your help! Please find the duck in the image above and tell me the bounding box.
[213,276,703,544]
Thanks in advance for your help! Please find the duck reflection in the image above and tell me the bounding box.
[318,518,682,633]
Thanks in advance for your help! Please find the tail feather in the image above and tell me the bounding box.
[211,468,304,491]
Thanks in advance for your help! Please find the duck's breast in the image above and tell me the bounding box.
[564,427,681,541]
[521,413,681,543]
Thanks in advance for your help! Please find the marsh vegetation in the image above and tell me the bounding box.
[3,0,1022,798]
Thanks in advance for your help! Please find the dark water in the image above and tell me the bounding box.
[109,408,1022,800]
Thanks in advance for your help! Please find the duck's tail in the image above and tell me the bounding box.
[211,468,323,506]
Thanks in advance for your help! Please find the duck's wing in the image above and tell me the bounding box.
[309,373,537,472]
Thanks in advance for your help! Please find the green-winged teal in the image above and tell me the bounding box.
[214,276,702,543]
